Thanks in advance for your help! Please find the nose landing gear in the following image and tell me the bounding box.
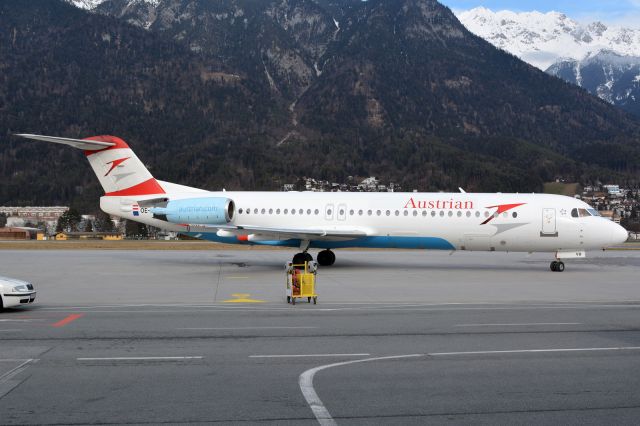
[292,252,313,265]
[550,261,565,272]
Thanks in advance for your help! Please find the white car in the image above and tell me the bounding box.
[0,276,36,309]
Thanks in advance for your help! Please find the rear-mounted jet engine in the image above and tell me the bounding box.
[151,197,234,224]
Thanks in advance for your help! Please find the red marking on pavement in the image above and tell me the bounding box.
[52,313,84,328]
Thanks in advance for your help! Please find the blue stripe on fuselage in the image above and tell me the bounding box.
[183,233,455,250]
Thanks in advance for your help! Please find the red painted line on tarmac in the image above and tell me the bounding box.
[51,314,84,328]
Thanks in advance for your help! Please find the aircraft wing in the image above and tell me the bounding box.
[183,224,368,241]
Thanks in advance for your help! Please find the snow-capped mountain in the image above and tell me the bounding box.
[66,0,106,9]
[547,50,640,116]
[65,0,159,10]
[457,7,640,116]
[457,7,640,71]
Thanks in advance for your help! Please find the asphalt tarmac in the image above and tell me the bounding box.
[1,249,640,425]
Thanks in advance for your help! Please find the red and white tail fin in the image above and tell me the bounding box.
[16,134,165,197]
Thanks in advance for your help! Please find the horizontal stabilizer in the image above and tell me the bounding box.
[15,134,115,151]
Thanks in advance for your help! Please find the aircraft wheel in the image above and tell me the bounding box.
[556,261,565,272]
[287,296,291,303]
[317,250,336,266]
[550,261,558,271]
[292,253,307,265]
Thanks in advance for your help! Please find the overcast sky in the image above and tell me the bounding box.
[440,0,640,25]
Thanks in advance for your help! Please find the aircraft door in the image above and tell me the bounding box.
[337,204,347,221]
[325,204,334,221]
[540,208,558,237]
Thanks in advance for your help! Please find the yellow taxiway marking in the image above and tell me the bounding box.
[223,293,265,303]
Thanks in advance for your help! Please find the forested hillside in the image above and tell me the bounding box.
[1,0,640,210]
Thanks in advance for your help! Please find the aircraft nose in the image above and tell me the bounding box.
[610,222,629,246]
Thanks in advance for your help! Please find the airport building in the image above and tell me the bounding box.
[0,206,68,226]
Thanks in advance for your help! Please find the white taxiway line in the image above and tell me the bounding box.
[299,354,422,426]
[179,326,318,330]
[0,359,34,383]
[251,354,370,358]
[455,322,582,327]
[296,346,640,424]
[429,347,640,356]
[77,356,204,361]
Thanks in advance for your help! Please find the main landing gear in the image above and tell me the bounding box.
[317,249,336,266]
[550,261,565,272]
[291,249,336,266]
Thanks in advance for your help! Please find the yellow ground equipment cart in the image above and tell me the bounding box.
[285,261,318,305]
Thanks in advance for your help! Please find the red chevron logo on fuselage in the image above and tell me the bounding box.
[104,157,131,176]
[481,203,526,225]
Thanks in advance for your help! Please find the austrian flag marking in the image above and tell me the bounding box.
[132,204,140,217]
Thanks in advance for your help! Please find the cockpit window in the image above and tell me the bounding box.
[573,207,599,217]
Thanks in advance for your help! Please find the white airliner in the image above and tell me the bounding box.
[17,134,628,271]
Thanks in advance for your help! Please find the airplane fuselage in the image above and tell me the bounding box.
[101,189,625,254]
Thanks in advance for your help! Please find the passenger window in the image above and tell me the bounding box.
[276,209,281,214]
[475,211,480,217]
[307,209,311,215]
[292,209,296,215]
[413,211,418,217]
[466,211,471,217]
[327,209,331,215]
[284,209,288,214]
[422,210,427,217]
[571,208,579,218]
[358,210,363,216]
[431,211,436,217]
[386,210,390,216]
[314,209,319,215]
[448,211,453,217]
[261,209,265,214]
[350,210,354,216]
[368,210,372,216]
[512,212,517,218]
[299,209,303,215]
[269,209,273,214]
[340,209,345,216]
[254,208,258,214]
[238,208,243,214]
[457,211,462,217]
[395,211,400,216]
[404,210,408,216]
[484,211,490,217]
[377,210,381,216]
[439,211,444,217]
